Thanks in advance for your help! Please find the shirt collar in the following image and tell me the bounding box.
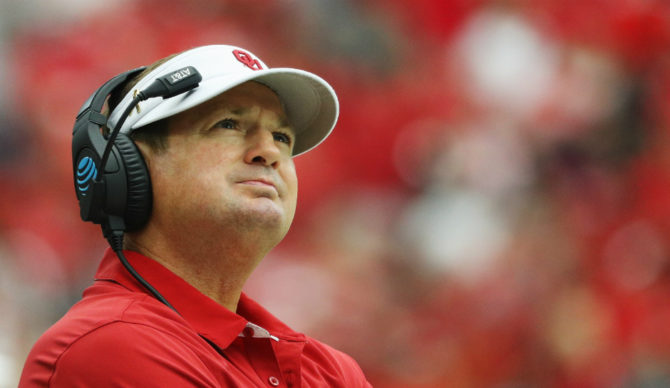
[95,248,305,349]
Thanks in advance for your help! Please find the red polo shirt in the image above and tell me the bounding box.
[19,249,372,387]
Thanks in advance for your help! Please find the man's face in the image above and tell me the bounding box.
[144,81,298,246]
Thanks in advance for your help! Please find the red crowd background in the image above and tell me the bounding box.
[2,0,670,387]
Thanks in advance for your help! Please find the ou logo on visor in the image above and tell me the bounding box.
[233,49,263,71]
[76,156,98,196]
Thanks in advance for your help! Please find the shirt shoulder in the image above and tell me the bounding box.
[50,320,218,387]
[19,281,217,387]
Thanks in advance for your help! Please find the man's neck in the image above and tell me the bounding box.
[124,225,272,313]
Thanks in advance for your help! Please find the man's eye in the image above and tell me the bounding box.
[273,131,292,145]
[213,118,238,129]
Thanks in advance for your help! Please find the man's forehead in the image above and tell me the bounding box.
[214,82,281,107]
[212,84,291,126]
[223,81,280,99]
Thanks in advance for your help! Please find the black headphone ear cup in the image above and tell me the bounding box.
[114,133,152,232]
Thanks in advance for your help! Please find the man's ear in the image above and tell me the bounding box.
[133,139,165,182]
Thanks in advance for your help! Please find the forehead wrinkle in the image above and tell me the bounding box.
[230,107,250,116]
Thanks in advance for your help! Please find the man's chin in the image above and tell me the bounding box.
[236,199,289,228]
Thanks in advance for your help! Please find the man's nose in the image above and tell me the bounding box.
[244,129,281,168]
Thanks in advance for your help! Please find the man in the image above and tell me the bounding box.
[19,45,372,387]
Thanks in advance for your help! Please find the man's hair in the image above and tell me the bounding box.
[105,53,179,152]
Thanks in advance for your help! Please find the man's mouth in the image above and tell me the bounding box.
[238,179,279,195]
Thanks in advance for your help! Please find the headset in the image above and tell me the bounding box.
[71,65,202,311]
[72,67,151,237]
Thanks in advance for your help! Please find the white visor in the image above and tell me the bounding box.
[107,45,339,156]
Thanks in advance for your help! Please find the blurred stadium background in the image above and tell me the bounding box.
[2,0,670,386]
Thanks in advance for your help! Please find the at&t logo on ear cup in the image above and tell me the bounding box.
[76,156,98,197]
